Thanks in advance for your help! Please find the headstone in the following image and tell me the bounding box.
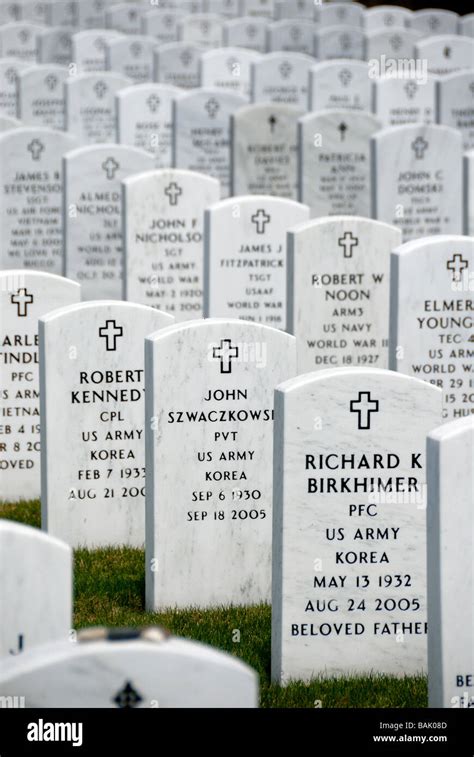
[459,13,474,38]
[46,0,78,29]
[37,27,73,66]
[208,0,241,18]
[0,114,21,130]
[287,217,401,372]
[364,28,420,61]
[17,65,67,130]
[251,52,313,109]
[223,16,268,53]
[0,58,29,117]
[116,84,180,167]
[363,6,412,31]
[465,149,474,236]
[0,127,77,272]
[437,71,474,151]
[315,26,365,61]
[154,42,203,90]
[200,47,261,99]
[105,2,143,35]
[241,0,275,19]
[21,1,50,25]
[64,144,154,299]
[123,168,220,318]
[0,1,23,24]
[178,13,223,48]
[309,60,371,112]
[174,88,246,199]
[373,75,436,127]
[72,29,124,73]
[299,109,381,218]
[316,2,364,27]
[415,35,474,76]
[145,319,296,609]
[105,34,156,84]
[76,0,108,30]
[65,72,130,144]
[40,300,173,548]
[371,124,463,241]
[0,628,258,707]
[427,417,474,709]
[141,8,183,44]
[411,9,459,37]
[0,269,80,501]
[272,367,442,682]
[232,103,302,199]
[0,22,43,62]
[0,521,72,658]
[267,20,315,55]
[275,0,314,21]
[204,195,309,329]
[389,234,474,420]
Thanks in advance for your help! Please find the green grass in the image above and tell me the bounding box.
[0,500,428,708]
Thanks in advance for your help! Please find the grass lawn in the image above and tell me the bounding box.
[0,500,427,708]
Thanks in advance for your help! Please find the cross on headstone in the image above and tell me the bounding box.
[447,254,469,281]
[147,94,161,113]
[404,81,418,99]
[340,33,351,51]
[113,681,143,708]
[338,231,359,259]
[411,136,428,159]
[212,338,239,374]
[28,139,45,161]
[384,13,395,26]
[246,25,257,38]
[390,35,402,51]
[443,46,451,58]
[180,49,193,67]
[205,98,220,118]
[99,319,123,351]
[279,61,292,79]
[19,29,30,44]
[102,157,119,180]
[165,182,182,206]
[268,115,277,132]
[338,122,347,142]
[9,633,24,656]
[94,37,106,52]
[130,42,142,58]
[350,391,379,430]
[11,288,34,317]
[94,80,108,99]
[251,209,271,234]
[45,74,58,91]
[428,16,440,30]
[338,69,352,87]
[290,26,301,41]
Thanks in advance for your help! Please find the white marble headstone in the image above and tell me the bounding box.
[200,47,260,98]
[17,64,67,130]
[427,417,474,709]
[64,144,154,300]
[415,35,474,76]
[272,367,442,683]
[363,6,412,31]
[315,26,365,61]
[37,27,73,66]
[316,2,364,28]
[0,58,29,117]
[116,83,180,168]
[223,16,268,53]
[437,71,474,151]
[154,42,203,89]
[0,628,258,707]
[123,168,220,318]
[106,2,144,34]
[178,13,223,48]
[373,75,436,127]
[287,216,401,372]
[47,0,79,29]
[251,52,313,109]
[309,60,371,112]
[65,72,130,144]
[105,34,156,84]
[72,29,124,73]
[0,270,80,502]
[0,521,72,658]
[76,0,108,30]
[465,149,474,236]
[145,319,297,609]
[0,127,77,272]
[299,109,381,218]
[364,28,420,61]
[40,300,173,548]
[208,0,241,18]
[267,20,315,55]
[174,88,246,199]
[141,9,183,44]
[389,235,474,421]
[0,22,43,61]
[371,124,463,241]
[232,102,302,199]
[204,195,309,330]
[411,9,459,37]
